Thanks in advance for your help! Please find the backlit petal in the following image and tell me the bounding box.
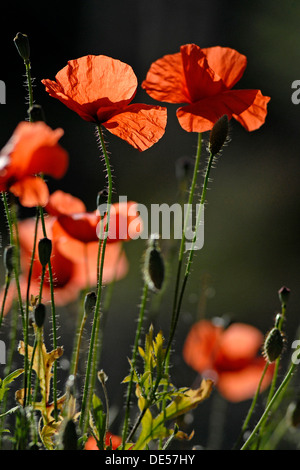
[232,90,271,131]
[202,46,247,89]
[10,176,49,207]
[45,190,86,216]
[176,89,264,132]
[182,320,224,373]
[42,55,138,122]
[217,359,274,402]
[103,103,167,151]
[142,51,190,103]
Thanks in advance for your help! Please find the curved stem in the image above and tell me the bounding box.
[241,361,297,450]
[233,360,270,449]
[122,282,149,448]
[79,124,113,433]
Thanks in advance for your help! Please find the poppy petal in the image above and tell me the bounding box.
[180,44,225,102]
[182,320,224,373]
[202,46,247,89]
[214,323,264,371]
[103,103,167,151]
[42,55,138,122]
[56,212,99,243]
[141,51,190,103]
[45,190,86,217]
[217,358,274,402]
[232,90,271,131]
[10,176,49,207]
[100,201,143,242]
[176,89,268,132]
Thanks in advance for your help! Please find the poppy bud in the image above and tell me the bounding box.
[38,237,52,268]
[14,32,30,62]
[34,303,46,328]
[28,104,46,122]
[3,245,15,276]
[263,327,284,363]
[97,189,109,216]
[287,400,300,427]
[84,291,97,316]
[278,286,291,307]
[143,235,165,292]
[62,419,78,450]
[209,115,229,156]
[175,156,194,183]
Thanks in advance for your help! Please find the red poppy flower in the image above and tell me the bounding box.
[142,44,270,133]
[183,319,274,402]
[85,433,122,450]
[42,55,167,151]
[0,122,68,207]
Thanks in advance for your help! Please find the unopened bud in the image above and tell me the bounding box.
[84,291,97,316]
[143,235,165,293]
[14,32,30,62]
[3,245,15,276]
[97,189,109,216]
[28,104,46,122]
[175,156,194,182]
[263,327,284,363]
[209,115,229,156]
[38,237,52,268]
[278,286,291,307]
[287,400,300,427]
[34,303,46,328]
[62,419,78,450]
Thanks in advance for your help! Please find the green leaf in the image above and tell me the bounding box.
[0,369,24,403]
[133,379,213,450]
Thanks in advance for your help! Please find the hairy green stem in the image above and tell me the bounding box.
[79,124,112,433]
[122,282,149,448]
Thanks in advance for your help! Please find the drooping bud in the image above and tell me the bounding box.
[263,327,284,363]
[28,104,46,122]
[14,32,30,63]
[34,303,46,328]
[97,189,109,211]
[3,245,15,276]
[209,115,229,156]
[84,291,97,316]
[287,400,300,427]
[143,235,165,293]
[278,286,291,307]
[38,237,52,268]
[62,419,78,450]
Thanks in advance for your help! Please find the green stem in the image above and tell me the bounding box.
[233,360,270,449]
[24,60,34,114]
[122,282,149,448]
[79,124,112,433]
[39,206,58,420]
[241,361,297,450]
[0,275,11,329]
[165,148,214,361]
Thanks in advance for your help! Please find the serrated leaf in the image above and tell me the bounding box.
[132,379,213,450]
[0,368,23,402]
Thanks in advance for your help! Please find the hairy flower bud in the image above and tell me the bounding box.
[34,303,46,328]
[14,32,30,62]
[28,104,46,122]
[97,189,109,216]
[209,115,229,156]
[143,235,165,292]
[38,237,52,268]
[62,419,78,450]
[84,291,97,316]
[278,286,291,307]
[3,245,15,276]
[263,327,284,363]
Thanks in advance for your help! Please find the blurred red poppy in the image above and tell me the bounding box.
[85,433,122,450]
[183,319,274,402]
[0,122,68,207]
[42,55,167,151]
[142,44,270,133]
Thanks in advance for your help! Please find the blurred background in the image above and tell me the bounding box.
[0,0,300,449]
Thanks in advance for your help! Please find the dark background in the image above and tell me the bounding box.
[0,0,300,449]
